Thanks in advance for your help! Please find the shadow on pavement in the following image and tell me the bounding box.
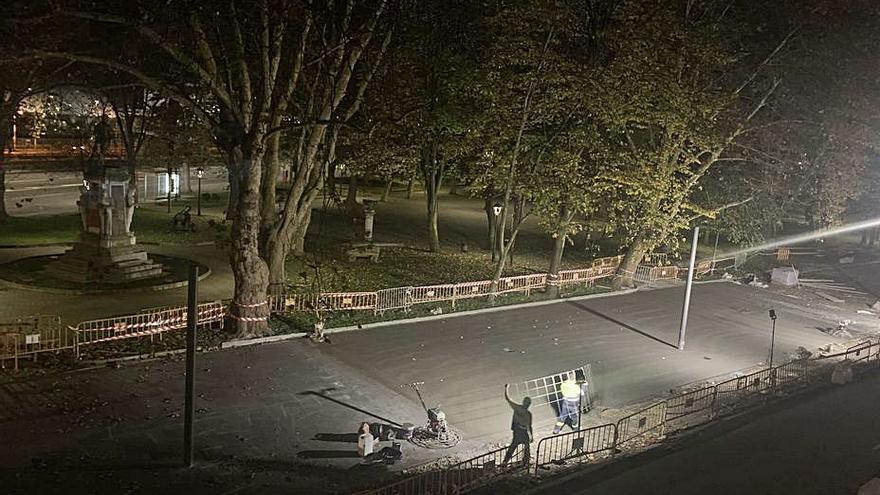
[296,449,361,459]
[297,390,404,427]
[314,432,359,443]
[569,301,678,349]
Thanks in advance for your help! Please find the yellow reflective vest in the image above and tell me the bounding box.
[561,380,580,401]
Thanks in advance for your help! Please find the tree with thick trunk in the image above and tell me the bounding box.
[546,205,574,297]
[420,138,444,252]
[39,1,393,337]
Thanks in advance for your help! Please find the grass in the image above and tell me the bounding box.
[0,214,81,245]
[0,197,230,247]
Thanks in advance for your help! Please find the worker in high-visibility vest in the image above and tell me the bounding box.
[553,378,583,434]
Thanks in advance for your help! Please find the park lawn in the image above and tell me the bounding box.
[134,201,228,246]
[285,247,533,293]
[0,214,81,245]
[0,205,227,247]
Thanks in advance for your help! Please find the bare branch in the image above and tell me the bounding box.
[33,50,217,128]
[734,28,797,96]
[68,10,239,121]
[227,0,253,128]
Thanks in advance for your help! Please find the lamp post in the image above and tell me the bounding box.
[492,202,502,261]
[196,167,204,216]
[677,226,700,350]
[768,309,777,368]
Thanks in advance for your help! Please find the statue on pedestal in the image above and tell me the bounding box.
[52,159,163,284]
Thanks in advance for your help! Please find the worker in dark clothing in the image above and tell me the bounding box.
[502,384,532,466]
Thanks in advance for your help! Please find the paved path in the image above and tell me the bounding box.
[0,282,860,494]
[534,371,880,495]
[318,282,856,443]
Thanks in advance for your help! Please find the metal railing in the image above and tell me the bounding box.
[533,423,617,474]
[665,386,716,423]
[0,254,625,367]
[364,444,525,495]
[365,346,874,494]
[73,301,225,348]
[411,284,457,305]
[495,273,547,295]
[615,401,667,446]
[279,258,623,316]
[0,316,76,369]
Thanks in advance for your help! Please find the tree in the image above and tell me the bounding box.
[355,0,488,252]
[583,1,786,289]
[698,0,880,247]
[31,1,393,336]
[0,59,76,223]
[467,1,617,294]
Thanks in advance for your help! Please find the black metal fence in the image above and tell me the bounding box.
[365,340,880,495]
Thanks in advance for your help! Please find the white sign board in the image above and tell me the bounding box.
[25,334,40,345]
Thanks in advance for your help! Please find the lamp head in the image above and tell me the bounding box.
[196,167,205,179]
[492,203,502,216]
[768,309,777,321]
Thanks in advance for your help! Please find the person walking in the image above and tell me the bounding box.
[502,384,532,466]
[553,378,582,434]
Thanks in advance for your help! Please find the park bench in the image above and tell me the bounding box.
[172,206,196,232]
[347,244,381,263]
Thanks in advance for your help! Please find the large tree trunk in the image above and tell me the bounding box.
[264,235,288,289]
[260,133,281,227]
[227,146,271,337]
[291,206,312,257]
[546,205,571,298]
[507,195,526,266]
[427,195,440,252]
[611,236,651,290]
[226,165,238,221]
[421,140,444,252]
[546,233,567,298]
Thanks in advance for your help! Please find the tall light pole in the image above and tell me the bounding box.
[196,167,204,216]
[677,226,700,350]
[492,202,502,262]
[768,309,777,368]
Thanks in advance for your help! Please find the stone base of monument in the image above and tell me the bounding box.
[52,233,164,283]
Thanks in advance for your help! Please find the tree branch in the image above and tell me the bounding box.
[33,50,217,128]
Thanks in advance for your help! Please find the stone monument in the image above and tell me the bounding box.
[362,201,376,241]
[52,164,163,283]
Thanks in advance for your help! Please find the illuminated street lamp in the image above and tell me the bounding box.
[768,309,778,368]
[196,167,205,216]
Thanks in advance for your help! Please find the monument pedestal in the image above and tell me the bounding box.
[51,165,164,284]
[53,233,164,283]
